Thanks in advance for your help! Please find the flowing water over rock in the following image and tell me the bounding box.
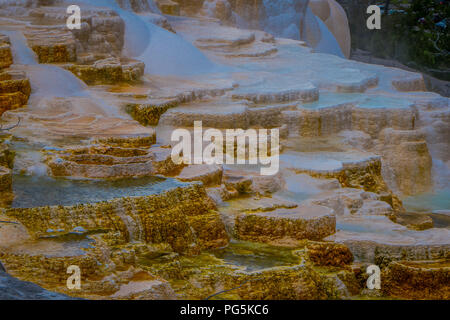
[71,0,217,76]
[3,30,87,96]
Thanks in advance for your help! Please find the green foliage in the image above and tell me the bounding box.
[397,0,449,68]
[347,0,449,78]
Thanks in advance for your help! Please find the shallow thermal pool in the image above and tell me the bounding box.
[11,175,187,208]
[211,241,300,272]
[403,189,450,213]
[6,236,95,258]
[402,189,450,228]
[301,92,414,109]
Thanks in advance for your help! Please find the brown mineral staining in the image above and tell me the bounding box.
[307,241,353,267]
[0,73,31,116]
[382,260,450,300]
[32,44,76,64]
[0,178,227,299]
[0,252,103,286]
[65,58,145,85]
[229,266,330,300]
[126,99,179,126]
[0,34,31,116]
[187,212,229,249]
[23,26,76,63]
[4,182,226,251]
[392,75,426,92]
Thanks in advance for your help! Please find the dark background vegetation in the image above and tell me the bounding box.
[337,0,449,81]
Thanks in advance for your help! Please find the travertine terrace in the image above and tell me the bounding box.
[0,0,448,300]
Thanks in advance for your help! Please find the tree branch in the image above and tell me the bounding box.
[0,221,19,225]
[429,33,449,56]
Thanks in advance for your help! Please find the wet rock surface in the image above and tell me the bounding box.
[0,35,13,69]
[307,241,353,267]
[45,136,183,179]
[0,43,31,116]
[382,260,450,300]
[0,269,76,300]
[64,58,145,85]
[235,204,336,244]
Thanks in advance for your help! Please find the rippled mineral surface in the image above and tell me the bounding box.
[0,0,448,300]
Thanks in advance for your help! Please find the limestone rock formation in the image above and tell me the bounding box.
[112,279,178,300]
[0,35,13,69]
[392,211,434,231]
[0,139,14,204]
[177,164,223,186]
[0,33,31,145]
[65,58,145,85]
[25,6,125,59]
[307,241,354,267]
[3,182,228,252]
[25,27,77,63]
[45,135,185,179]
[309,0,351,58]
[377,128,433,196]
[117,0,160,13]
[382,260,450,300]
[197,0,350,58]
[0,71,31,116]
[155,0,180,15]
[126,98,179,126]
[172,0,205,15]
[235,204,336,244]
[0,34,31,117]
[0,165,11,193]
